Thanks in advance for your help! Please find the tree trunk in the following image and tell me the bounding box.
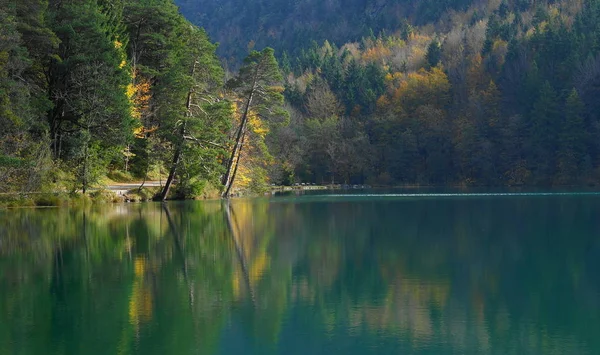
[159,146,181,201]
[223,129,246,197]
[222,80,258,197]
[221,94,253,194]
[159,57,198,201]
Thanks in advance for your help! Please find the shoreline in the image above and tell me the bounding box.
[4,184,600,210]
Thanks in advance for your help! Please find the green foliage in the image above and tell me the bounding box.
[0,0,236,197]
[426,39,441,68]
[47,0,134,192]
[4,0,600,193]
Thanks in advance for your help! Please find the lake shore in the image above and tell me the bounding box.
[3,182,600,209]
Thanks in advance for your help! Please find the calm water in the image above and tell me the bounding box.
[1,193,600,354]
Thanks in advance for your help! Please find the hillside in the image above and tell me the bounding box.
[175,0,600,186]
[175,0,476,61]
[3,0,600,197]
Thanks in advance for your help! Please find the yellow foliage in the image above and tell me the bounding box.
[362,44,392,64]
[270,85,285,93]
[234,161,253,190]
[249,111,269,137]
[129,74,152,122]
[376,95,390,110]
[389,67,451,112]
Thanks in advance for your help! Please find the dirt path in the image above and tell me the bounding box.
[105,181,163,195]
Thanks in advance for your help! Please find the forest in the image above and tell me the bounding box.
[0,0,285,199]
[2,0,600,200]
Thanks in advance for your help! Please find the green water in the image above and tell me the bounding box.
[1,193,600,354]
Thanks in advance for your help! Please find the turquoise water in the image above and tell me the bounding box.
[1,193,600,354]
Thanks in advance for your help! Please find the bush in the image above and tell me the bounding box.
[34,193,69,207]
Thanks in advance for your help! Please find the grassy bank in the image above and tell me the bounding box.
[0,184,222,209]
[0,191,121,209]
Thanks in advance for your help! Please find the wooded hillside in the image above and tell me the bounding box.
[3,0,600,198]
[178,0,600,186]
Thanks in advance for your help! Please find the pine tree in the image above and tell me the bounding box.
[222,48,286,197]
[159,26,232,200]
[426,39,442,68]
[557,89,587,183]
[48,0,133,192]
[529,81,560,182]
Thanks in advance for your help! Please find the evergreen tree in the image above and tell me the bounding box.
[528,81,560,182]
[48,0,133,192]
[426,39,442,68]
[557,89,587,183]
[159,26,232,200]
[222,48,286,197]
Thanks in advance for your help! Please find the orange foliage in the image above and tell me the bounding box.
[362,43,392,64]
[389,67,451,113]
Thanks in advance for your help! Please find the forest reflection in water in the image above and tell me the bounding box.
[1,195,600,354]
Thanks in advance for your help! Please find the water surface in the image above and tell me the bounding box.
[1,193,600,354]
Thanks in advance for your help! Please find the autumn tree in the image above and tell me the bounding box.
[222,48,286,197]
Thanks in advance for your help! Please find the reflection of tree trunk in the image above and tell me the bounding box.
[223,201,256,305]
[82,143,89,194]
[163,204,200,320]
[162,204,190,288]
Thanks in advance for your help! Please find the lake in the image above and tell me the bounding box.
[1,192,600,354]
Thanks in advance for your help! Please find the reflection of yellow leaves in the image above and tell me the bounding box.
[249,252,270,284]
[134,257,146,276]
[129,257,153,327]
[232,269,241,299]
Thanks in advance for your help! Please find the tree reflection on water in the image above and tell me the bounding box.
[1,196,599,354]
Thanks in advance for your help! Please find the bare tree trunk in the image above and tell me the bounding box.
[223,129,246,197]
[159,58,198,201]
[159,146,181,201]
[221,88,254,196]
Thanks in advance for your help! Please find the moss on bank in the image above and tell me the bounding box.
[0,191,123,209]
[0,182,227,209]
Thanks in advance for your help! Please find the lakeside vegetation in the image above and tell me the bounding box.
[3,0,600,206]
[1,0,285,203]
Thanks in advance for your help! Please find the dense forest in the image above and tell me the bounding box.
[175,0,477,61]
[181,0,600,186]
[2,0,600,199]
[0,0,285,198]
